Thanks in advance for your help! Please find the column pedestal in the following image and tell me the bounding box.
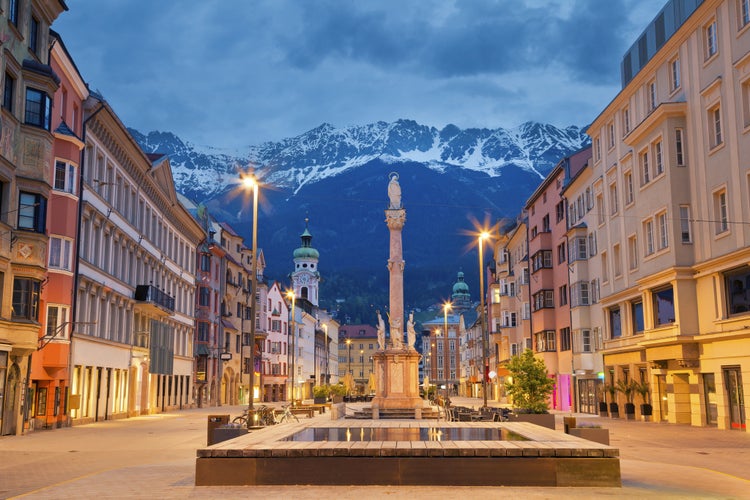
[370,350,423,418]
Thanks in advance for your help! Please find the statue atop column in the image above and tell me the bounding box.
[388,173,402,209]
[376,310,386,351]
[406,311,416,348]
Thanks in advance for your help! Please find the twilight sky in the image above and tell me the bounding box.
[54,1,659,150]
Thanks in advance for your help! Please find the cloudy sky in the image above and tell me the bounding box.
[54,1,658,150]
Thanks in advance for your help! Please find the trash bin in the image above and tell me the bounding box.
[207,414,229,445]
[213,423,247,444]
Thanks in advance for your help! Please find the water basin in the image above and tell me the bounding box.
[281,426,528,442]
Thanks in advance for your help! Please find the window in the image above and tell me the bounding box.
[594,137,601,162]
[709,105,722,148]
[742,0,750,28]
[571,281,590,307]
[601,252,609,282]
[581,329,592,353]
[9,0,19,25]
[631,300,644,334]
[535,330,556,352]
[555,201,564,222]
[669,57,681,92]
[622,106,630,135]
[640,149,650,185]
[54,161,77,193]
[624,171,634,204]
[628,235,638,270]
[596,194,604,225]
[24,88,52,130]
[726,267,750,314]
[590,279,600,304]
[588,232,597,256]
[570,237,587,262]
[607,122,615,150]
[18,192,46,233]
[705,19,718,59]
[609,182,618,215]
[541,214,550,232]
[644,218,655,255]
[531,250,552,272]
[197,322,209,342]
[559,285,568,306]
[675,128,685,166]
[653,286,675,325]
[657,211,669,250]
[12,277,41,320]
[613,244,622,277]
[654,141,663,176]
[557,242,566,264]
[45,305,69,338]
[200,254,211,272]
[532,290,554,311]
[29,16,40,55]
[48,236,73,271]
[559,327,571,351]
[714,190,729,234]
[3,73,15,112]
[198,286,210,307]
[679,205,692,243]
[648,80,657,111]
[609,307,622,339]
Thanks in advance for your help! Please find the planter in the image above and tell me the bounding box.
[313,396,327,404]
[331,395,344,403]
[569,427,610,445]
[624,403,636,420]
[509,412,556,429]
[609,403,619,418]
[563,416,577,434]
[598,401,608,417]
[640,403,653,422]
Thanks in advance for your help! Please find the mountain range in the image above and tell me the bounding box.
[130,119,590,321]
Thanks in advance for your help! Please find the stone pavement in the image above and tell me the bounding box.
[1,398,748,499]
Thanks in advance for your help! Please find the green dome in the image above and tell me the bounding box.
[294,246,319,259]
[294,223,319,259]
[452,272,469,294]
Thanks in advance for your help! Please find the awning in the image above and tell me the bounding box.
[222,319,238,331]
[194,344,210,356]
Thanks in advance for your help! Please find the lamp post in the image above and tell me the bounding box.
[322,323,329,385]
[359,349,364,392]
[241,173,260,424]
[286,290,296,403]
[443,301,452,338]
[346,338,352,374]
[478,231,490,408]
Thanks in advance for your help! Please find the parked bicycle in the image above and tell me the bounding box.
[231,405,277,427]
[276,404,300,423]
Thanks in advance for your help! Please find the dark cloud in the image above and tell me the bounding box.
[53,0,657,148]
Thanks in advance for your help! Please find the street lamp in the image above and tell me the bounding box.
[322,323,329,385]
[478,230,490,409]
[241,173,260,423]
[286,290,296,403]
[443,301,452,338]
[346,338,352,375]
[359,349,364,389]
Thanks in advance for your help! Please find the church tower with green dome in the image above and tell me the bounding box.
[291,218,320,306]
[451,271,472,311]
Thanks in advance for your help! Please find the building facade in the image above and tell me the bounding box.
[0,0,68,436]
[71,95,203,424]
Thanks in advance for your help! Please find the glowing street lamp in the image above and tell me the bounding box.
[478,230,490,408]
[240,173,260,424]
[286,290,296,402]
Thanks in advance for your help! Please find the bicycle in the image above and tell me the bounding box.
[275,404,299,423]
[231,405,277,427]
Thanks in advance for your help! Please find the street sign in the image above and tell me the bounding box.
[220,352,232,361]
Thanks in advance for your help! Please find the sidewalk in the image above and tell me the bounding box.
[1,401,748,499]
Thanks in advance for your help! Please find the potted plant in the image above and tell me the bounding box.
[598,385,608,417]
[605,384,619,418]
[329,383,348,403]
[616,379,637,420]
[505,349,556,429]
[312,385,330,404]
[635,380,653,421]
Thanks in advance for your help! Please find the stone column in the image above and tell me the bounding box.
[386,208,406,349]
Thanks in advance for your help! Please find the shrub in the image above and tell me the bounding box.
[504,349,555,414]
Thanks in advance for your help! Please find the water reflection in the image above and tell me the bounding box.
[281,427,527,442]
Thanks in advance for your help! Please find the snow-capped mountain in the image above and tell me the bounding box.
[131,119,589,314]
[130,119,588,202]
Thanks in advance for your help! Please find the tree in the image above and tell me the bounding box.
[504,349,555,413]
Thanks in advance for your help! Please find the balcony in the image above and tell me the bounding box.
[134,284,175,316]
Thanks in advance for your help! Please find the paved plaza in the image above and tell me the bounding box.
[1,398,749,499]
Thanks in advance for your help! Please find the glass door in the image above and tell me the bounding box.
[724,367,746,430]
[703,373,717,426]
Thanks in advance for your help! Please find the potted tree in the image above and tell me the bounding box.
[505,349,556,429]
[635,380,653,421]
[606,384,619,418]
[313,385,330,404]
[616,379,637,420]
[329,383,348,403]
[598,385,609,417]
